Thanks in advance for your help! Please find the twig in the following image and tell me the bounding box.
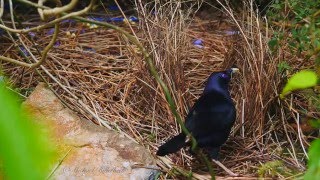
[212,159,238,177]
[46,147,73,179]
[42,0,78,19]
[0,0,3,18]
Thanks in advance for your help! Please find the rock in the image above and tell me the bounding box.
[22,83,158,179]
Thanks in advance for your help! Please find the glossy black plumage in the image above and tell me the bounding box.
[156,68,237,159]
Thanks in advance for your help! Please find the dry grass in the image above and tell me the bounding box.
[0,0,312,179]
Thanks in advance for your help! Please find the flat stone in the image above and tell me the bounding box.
[22,83,158,179]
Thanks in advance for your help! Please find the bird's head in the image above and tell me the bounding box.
[203,67,239,95]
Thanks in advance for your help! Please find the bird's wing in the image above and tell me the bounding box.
[185,92,236,133]
[184,92,236,147]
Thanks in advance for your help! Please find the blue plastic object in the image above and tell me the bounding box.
[47,28,55,35]
[193,39,204,48]
[61,19,76,24]
[54,41,61,48]
[193,39,203,45]
[19,46,30,56]
[88,17,105,22]
[83,48,96,53]
[107,17,125,22]
[88,16,139,23]
[129,16,139,22]
[108,5,119,11]
[0,29,5,36]
[224,30,240,35]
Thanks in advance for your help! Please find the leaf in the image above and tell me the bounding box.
[0,82,55,179]
[280,70,318,98]
[304,139,320,179]
[309,119,320,128]
[268,38,278,51]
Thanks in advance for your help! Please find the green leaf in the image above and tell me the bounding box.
[304,139,320,179]
[0,82,56,179]
[268,38,278,51]
[309,119,320,128]
[280,70,318,98]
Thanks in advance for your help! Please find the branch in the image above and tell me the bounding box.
[0,0,4,18]
[39,0,78,20]
[31,19,59,68]
[0,0,94,33]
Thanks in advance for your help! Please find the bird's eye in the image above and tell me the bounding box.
[221,73,228,79]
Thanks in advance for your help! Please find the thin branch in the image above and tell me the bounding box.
[42,0,79,19]
[0,0,95,33]
[212,159,238,177]
[37,0,46,20]
[0,55,34,67]
[0,0,3,18]
[31,20,59,68]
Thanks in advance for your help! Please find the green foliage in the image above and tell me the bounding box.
[268,0,320,56]
[277,61,291,73]
[147,132,156,142]
[258,160,281,178]
[304,139,320,180]
[269,2,320,178]
[280,70,318,98]
[309,119,320,129]
[257,160,294,178]
[303,90,320,112]
[0,82,55,179]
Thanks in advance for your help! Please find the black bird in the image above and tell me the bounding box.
[157,68,238,159]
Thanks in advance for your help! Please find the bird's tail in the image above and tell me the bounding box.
[156,133,186,156]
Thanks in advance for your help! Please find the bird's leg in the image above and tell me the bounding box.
[212,159,238,177]
[208,147,220,160]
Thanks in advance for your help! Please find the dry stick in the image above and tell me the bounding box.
[241,98,245,138]
[114,0,139,39]
[46,147,73,180]
[42,0,78,18]
[295,112,308,159]
[70,15,216,179]
[0,0,4,18]
[279,99,301,169]
[212,159,238,177]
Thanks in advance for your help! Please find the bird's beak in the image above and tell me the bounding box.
[231,67,239,74]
